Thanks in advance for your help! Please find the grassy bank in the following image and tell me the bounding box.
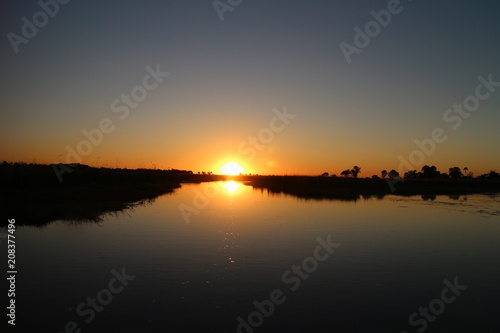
[245,175,500,200]
[0,163,189,226]
[2,163,499,226]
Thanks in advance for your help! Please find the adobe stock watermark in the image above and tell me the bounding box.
[7,0,72,54]
[400,277,467,333]
[213,0,243,22]
[340,0,413,64]
[52,64,170,182]
[50,267,135,333]
[387,73,499,192]
[237,107,296,161]
[178,106,296,224]
[236,234,340,333]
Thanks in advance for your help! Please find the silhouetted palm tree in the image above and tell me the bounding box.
[463,167,473,178]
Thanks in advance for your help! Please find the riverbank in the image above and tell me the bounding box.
[0,163,189,226]
[244,175,500,200]
[2,163,499,226]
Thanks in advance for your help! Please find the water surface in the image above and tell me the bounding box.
[8,182,500,332]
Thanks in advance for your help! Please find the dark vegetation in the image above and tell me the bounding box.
[0,162,188,226]
[246,175,500,201]
[1,162,499,226]
[323,165,500,180]
[273,165,500,200]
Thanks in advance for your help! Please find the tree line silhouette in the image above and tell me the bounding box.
[322,165,500,180]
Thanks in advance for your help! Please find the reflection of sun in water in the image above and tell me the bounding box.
[220,162,244,175]
[222,181,240,194]
[216,180,242,265]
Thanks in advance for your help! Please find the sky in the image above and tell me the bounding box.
[1,0,499,177]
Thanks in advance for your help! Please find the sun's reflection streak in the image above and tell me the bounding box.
[218,182,243,265]
[220,203,239,265]
[222,181,241,194]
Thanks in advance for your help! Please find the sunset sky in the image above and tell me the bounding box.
[1,0,499,177]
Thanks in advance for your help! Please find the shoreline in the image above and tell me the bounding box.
[1,163,499,226]
[244,175,500,200]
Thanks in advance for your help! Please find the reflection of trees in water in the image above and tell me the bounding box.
[255,187,365,202]
[448,194,469,201]
[1,162,183,227]
[17,195,166,228]
[421,194,437,201]
[253,186,495,205]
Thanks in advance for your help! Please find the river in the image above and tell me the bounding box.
[8,181,500,332]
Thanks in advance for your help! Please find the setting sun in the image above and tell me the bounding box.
[220,162,244,176]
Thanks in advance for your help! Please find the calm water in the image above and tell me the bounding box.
[6,182,500,332]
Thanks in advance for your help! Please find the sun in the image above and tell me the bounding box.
[220,162,244,176]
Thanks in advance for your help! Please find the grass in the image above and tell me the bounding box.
[1,163,185,226]
[240,175,500,200]
[1,163,499,226]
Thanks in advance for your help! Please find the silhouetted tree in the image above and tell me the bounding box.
[340,169,351,177]
[381,170,387,178]
[490,171,500,178]
[479,170,500,179]
[388,170,399,179]
[421,165,442,178]
[463,167,473,178]
[404,170,416,179]
[351,166,361,178]
[321,172,329,177]
[449,167,463,178]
